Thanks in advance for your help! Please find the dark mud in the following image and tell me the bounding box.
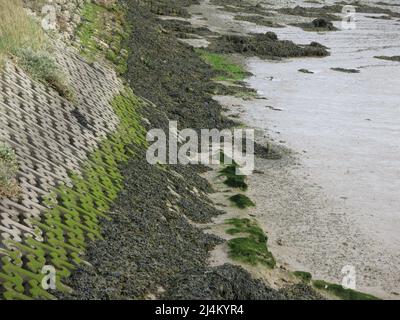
[209,32,329,59]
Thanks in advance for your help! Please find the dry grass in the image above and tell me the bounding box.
[0,142,20,199]
[0,0,74,99]
[0,0,46,64]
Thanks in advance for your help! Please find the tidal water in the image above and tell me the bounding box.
[242,5,400,297]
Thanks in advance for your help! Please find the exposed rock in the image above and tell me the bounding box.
[312,18,333,29]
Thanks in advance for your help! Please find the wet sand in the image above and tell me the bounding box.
[190,0,400,299]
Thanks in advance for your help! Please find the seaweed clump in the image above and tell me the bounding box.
[225,218,276,268]
[219,162,248,191]
[291,18,338,32]
[209,32,329,59]
[374,55,400,62]
[0,142,20,198]
[229,194,255,209]
[331,67,360,73]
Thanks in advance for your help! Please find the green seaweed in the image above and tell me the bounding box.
[225,218,275,268]
[219,162,248,191]
[293,271,312,283]
[196,49,250,82]
[313,280,380,300]
[229,194,255,209]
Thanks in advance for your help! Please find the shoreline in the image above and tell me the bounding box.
[186,0,399,299]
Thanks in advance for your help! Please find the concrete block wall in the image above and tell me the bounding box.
[0,42,121,247]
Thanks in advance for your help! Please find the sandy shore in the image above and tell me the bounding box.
[189,0,400,299]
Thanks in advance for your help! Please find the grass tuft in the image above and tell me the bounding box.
[15,48,74,100]
[0,0,46,64]
[229,194,255,209]
[226,218,276,268]
[0,0,74,99]
[0,142,20,198]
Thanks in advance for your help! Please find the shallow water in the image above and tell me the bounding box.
[242,8,400,297]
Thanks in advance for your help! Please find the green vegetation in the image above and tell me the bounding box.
[229,194,255,209]
[16,48,74,100]
[0,88,147,299]
[0,142,20,199]
[313,280,380,300]
[76,2,130,74]
[0,0,46,64]
[197,49,249,82]
[226,218,276,268]
[293,271,312,283]
[0,0,74,99]
[293,271,380,300]
[219,162,248,191]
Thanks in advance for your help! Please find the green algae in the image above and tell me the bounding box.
[196,49,250,83]
[219,162,248,191]
[313,280,380,300]
[229,194,255,209]
[293,271,312,283]
[225,218,276,268]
